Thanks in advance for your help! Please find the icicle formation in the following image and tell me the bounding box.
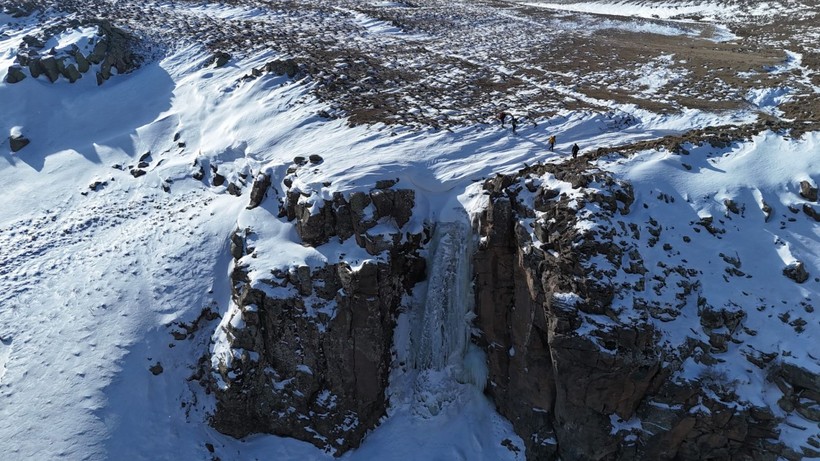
[411,222,474,372]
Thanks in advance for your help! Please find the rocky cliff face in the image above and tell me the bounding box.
[208,177,426,454]
[473,155,817,460]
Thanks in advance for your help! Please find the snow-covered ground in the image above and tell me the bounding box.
[1,1,819,460]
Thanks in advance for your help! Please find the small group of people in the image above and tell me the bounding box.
[496,111,518,134]
[497,111,580,158]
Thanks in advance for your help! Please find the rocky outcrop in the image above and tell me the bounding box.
[240,58,302,82]
[474,160,796,460]
[209,180,427,455]
[8,19,141,86]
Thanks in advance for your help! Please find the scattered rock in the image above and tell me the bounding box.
[375,179,398,189]
[247,174,271,209]
[149,362,163,375]
[88,180,107,191]
[799,180,818,202]
[39,56,60,82]
[62,63,81,83]
[724,199,740,215]
[803,204,820,222]
[309,154,323,164]
[783,261,809,283]
[227,183,242,196]
[264,58,300,78]
[10,134,30,152]
[28,59,44,78]
[293,156,307,165]
[131,169,146,178]
[74,52,90,73]
[5,66,26,83]
[212,173,226,187]
[210,51,231,68]
[761,200,773,222]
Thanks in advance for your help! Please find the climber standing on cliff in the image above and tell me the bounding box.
[571,143,580,158]
[548,135,556,151]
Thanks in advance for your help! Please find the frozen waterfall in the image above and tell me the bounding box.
[406,220,487,416]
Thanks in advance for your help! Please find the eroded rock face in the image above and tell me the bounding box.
[209,182,427,455]
[474,160,790,460]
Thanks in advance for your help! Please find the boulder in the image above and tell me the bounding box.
[800,180,818,202]
[10,134,30,152]
[212,173,226,187]
[783,261,809,283]
[62,63,81,83]
[804,204,820,222]
[227,183,242,196]
[375,178,398,189]
[5,66,26,83]
[211,51,231,68]
[264,59,300,78]
[247,174,272,209]
[74,52,90,73]
[39,57,60,82]
[28,58,44,78]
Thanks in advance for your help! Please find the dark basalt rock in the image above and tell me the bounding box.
[474,160,786,461]
[227,183,242,196]
[5,66,26,83]
[209,183,427,455]
[10,134,30,152]
[14,19,141,85]
[247,174,271,209]
[783,261,809,283]
[210,51,231,68]
[800,180,818,202]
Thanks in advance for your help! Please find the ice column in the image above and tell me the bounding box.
[410,221,485,388]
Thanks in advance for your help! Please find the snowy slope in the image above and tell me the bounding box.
[1,1,819,460]
[594,131,820,452]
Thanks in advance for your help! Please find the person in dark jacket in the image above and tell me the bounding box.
[571,143,580,158]
[497,111,518,134]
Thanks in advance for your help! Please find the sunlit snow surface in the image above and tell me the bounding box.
[0,3,818,461]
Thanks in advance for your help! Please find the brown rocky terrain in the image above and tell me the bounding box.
[5,1,818,459]
[6,0,820,127]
